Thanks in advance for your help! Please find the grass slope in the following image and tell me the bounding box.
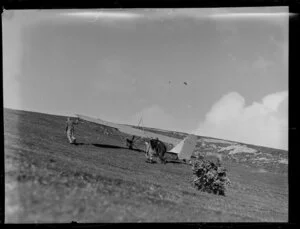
[4,108,288,222]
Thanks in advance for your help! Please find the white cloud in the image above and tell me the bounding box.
[194,91,288,150]
[128,105,177,131]
[262,91,288,111]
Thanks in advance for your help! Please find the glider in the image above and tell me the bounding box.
[76,114,197,160]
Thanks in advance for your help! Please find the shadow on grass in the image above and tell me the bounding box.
[165,160,187,164]
[73,143,85,146]
[92,143,127,149]
[93,143,145,153]
[144,159,187,165]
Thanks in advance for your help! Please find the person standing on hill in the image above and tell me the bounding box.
[66,117,79,144]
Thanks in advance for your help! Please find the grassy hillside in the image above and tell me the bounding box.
[4,108,288,222]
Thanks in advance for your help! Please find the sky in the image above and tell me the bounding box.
[3,7,289,150]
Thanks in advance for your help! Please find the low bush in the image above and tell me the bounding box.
[192,159,230,196]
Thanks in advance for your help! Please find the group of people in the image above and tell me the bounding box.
[145,138,167,164]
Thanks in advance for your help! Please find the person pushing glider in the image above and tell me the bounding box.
[126,135,136,150]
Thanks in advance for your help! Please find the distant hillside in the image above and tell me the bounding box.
[133,123,288,174]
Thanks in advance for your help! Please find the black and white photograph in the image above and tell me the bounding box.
[3,7,289,222]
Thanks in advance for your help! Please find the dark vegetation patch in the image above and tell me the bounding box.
[192,159,231,196]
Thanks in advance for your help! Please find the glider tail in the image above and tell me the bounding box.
[168,134,197,160]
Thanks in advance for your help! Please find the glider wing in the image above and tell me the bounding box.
[76,114,181,146]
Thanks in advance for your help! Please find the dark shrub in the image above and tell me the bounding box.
[192,159,230,196]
